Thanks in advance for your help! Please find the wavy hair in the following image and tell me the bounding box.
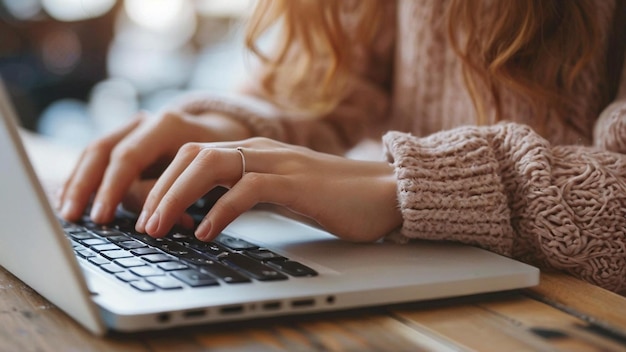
[245,0,603,124]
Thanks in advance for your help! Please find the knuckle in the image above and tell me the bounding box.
[85,137,114,156]
[196,148,223,166]
[241,172,266,188]
[178,142,203,157]
[244,136,274,147]
[157,111,185,125]
[110,145,141,164]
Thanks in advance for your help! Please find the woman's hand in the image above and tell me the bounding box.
[57,110,251,224]
[136,137,402,242]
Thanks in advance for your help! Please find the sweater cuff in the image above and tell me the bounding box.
[174,91,287,141]
[382,129,514,256]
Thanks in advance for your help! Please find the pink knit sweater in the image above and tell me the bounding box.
[180,1,626,294]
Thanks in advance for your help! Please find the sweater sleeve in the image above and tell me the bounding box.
[383,123,626,294]
[175,2,397,156]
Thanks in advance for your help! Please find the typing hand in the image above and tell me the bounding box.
[136,137,402,243]
[57,110,250,225]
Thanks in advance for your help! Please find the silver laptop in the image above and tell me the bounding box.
[0,81,539,335]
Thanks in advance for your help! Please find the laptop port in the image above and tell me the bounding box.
[183,309,206,319]
[291,299,315,308]
[262,301,281,311]
[156,313,170,323]
[220,305,244,315]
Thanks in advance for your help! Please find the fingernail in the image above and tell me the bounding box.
[135,210,148,232]
[145,211,160,234]
[90,202,107,223]
[195,218,212,241]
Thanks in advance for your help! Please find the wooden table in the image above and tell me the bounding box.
[3,131,625,351]
[1,268,625,351]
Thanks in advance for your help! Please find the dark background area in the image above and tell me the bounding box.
[0,3,116,130]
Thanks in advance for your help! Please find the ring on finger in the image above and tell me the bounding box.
[235,147,246,179]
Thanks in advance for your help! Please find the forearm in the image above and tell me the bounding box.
[172,87,390,155]
[384,123,626,293]
[192,112,253,142]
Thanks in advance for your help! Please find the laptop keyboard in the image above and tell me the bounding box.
[58,215,317,292]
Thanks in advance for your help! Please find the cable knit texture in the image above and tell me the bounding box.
[180,0,626,294]
[383,124,626,293]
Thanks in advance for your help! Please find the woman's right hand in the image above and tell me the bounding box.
[57,110,251,224]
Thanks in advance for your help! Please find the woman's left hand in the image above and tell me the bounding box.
[135,137,402,242]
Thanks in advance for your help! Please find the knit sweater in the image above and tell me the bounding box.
[179,0,626,294]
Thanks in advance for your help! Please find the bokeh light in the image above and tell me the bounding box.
[2,0,42,20]
[40,28,81,74]
[41,0,116,21]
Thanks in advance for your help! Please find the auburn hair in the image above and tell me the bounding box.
[245,0,602,124]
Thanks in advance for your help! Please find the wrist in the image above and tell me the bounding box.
[195,112,254,141]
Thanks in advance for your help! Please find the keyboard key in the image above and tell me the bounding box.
[69,232,97,240]
[131,247,162,256]
[118,240,146,250]
[131,266,165,277]
[170,231,194,242]
[62,223,84,233]
[92,229,125,237]
[183,256,215,266]
[216,234,258,250]
[171,269,219,287]
[267,260,318,277]
[158,261,189,271]
[88,256,110,266]
[187,241,229,259]
[84,222,116,231]
[245,249,286,262]
[142,253,176,263]
[76,249,96,258]
[131,280,155,292]
[131,234,166,247]
[156,241,194,256]
[116,272,140,282]
[146,276,183,290]
[100,263,125,274]
[220,253,287,281]
[91,243,120,252]
[115,257,147,268]
[198,263,251,284]
[106,235,132,242]
[82,238,109,246]
[101,250,134,260]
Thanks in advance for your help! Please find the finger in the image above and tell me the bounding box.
[90,114,184,223]
[195,173,293,241]
[58,116,143,221]
[182,138,289,175]
[135,143,200,232]
[119,179,194,229]
[142,147,243,237]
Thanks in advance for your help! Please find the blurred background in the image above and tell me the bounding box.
[0,0,253,148]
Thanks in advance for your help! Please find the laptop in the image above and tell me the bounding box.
[0,81,539,336]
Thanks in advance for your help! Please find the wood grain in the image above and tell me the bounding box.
[3,265,626,351]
